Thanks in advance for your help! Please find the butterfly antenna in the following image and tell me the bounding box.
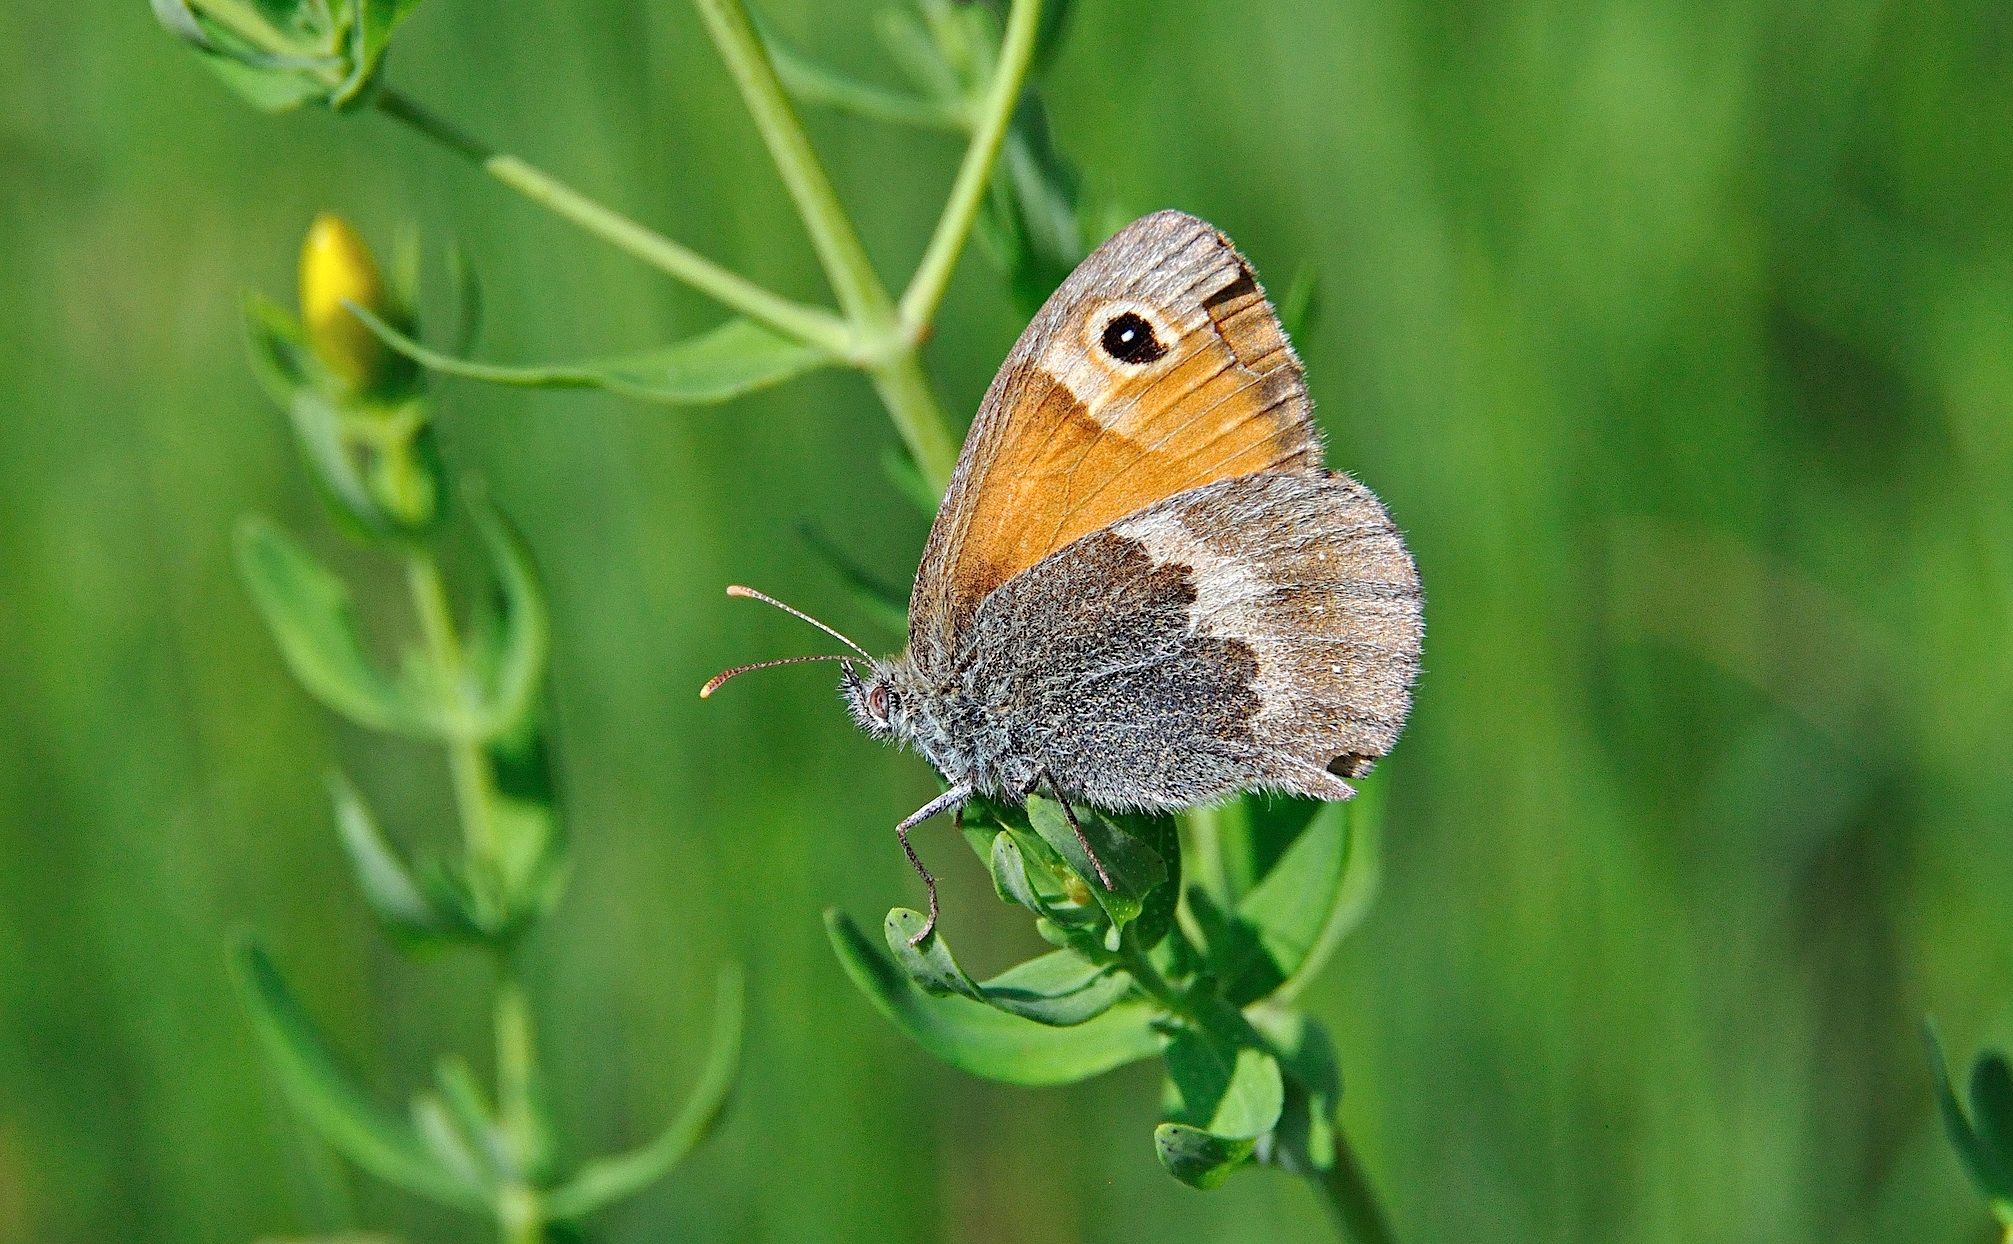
[725,585,873,660]
[700,653,853,699]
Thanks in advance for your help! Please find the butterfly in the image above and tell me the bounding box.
[705,210,1423,943]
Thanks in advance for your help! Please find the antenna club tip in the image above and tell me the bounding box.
[725,584,756,598]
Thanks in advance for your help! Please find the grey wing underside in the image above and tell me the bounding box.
[960,470,1422,808]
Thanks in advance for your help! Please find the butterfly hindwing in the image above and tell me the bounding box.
[947,470,1421,807]
[910,211,1324,657]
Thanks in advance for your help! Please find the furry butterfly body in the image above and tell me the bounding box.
[715,210,1421,938]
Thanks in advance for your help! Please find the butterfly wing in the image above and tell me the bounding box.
[910,210,1324,660]
[957,470,1422,807]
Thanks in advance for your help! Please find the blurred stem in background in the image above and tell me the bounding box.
[227,213,742,1244]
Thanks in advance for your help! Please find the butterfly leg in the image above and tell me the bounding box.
[894,782,972,945]
[1039,770,1115,891]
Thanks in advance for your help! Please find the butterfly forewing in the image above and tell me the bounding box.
[911,211,1324,651]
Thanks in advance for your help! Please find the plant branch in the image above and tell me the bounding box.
[1315,1127,1399,1244]
[372,88,855,358]
[899,0,1043,337]
[406,554,506,925]
[691,0,897,329]
[864,352,960,492]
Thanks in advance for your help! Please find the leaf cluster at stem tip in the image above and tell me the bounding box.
[830,783,1389,1202]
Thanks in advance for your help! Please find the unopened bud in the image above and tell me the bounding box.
[299,213,392,394]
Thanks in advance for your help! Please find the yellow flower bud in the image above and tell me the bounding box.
[299,213,391,394]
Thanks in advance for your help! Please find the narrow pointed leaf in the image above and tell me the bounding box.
[544,963,744,1222]
[828,910,1163,1085]
[231,937,482,1209]
[235,517,444,735]
[762,20,965,130]
[411,1091,492,1192]
[327,772,455,945]
[353,307,831,405]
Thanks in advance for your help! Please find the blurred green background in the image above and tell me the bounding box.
[4,0,2013,1240]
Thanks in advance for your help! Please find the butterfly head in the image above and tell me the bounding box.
[838,658,901,740]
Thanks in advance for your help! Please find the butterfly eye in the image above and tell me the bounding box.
[867,682,890,723]
[1100,311,1168,365]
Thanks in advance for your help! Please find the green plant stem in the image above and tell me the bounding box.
[372,88,854,359]
[406,555,504,920]
[495,967,549,1244]
[692,0,896,329]
[372,0,1043,497]
[407,553,555,1242]
[687,0,962,491]
[1315,1128,1399,1244]
[899,0,1043,338]
[865,352,961,492]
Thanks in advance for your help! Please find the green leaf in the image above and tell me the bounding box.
[160,0,339,114]
[762,17,965,130]
[332,0,428,109]
[827,909,1163,1085]
[235,516,445,736]
[887,911,1134,1026]
[1154,1123,1256,1191]
[1928,1027,2013,1215]
[465,499,548,739]
[1973,1053,2013,1171]
[411,1090,491,1193]
[886,908,984,1000]
[1117,811,1180,952]
[1249,1007,1342,1175]
[989,830,1047,915]
[978,950,1133,1026]
[1155,1033,1283,1189]
[231,936,483,1209]
[1163,1032,1285,1140]
[1025,795,1164,935]
[352,307,832,405]
[1233,801,1351,984]
[1280,268,1321,343]
[545,964,744,1222]
[327,771,467,947]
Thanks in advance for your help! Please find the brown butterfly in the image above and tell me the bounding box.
[706,210,1423,942]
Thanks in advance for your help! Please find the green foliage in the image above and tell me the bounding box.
[150,0,424,111]
[1930,1031,2013,1228]
[835,787,1375,1190]
[227,217,739,1241]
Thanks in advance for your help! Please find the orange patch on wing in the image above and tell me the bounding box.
[911,211,1329,643]
[941,310,1320,624]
